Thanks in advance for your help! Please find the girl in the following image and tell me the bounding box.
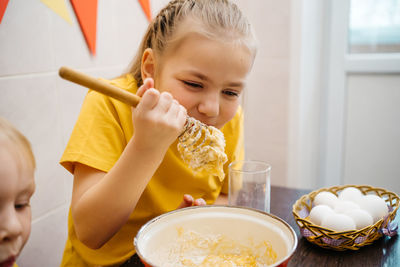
[0,117,36,267]
[60,0,257,266]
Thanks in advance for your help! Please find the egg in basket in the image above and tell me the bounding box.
[292,184,399,251]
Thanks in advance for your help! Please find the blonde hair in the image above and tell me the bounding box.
[128,0,257,86]
[0,117,36,170]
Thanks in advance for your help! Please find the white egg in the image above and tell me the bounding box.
[313,191,338,209]
[357,195,389,223]
[334,200,360,213]
[321,213,356,232]
[308,205,334,225]
[338,187,363,203]
[344,209,373,230]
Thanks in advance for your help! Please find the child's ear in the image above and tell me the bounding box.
[141,48,156,80]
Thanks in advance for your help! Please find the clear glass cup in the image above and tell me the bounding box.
[228,160,271,213]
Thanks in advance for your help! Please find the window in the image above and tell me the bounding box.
[349,0,400,53]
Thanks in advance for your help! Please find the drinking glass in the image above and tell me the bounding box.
[228,160,271,213]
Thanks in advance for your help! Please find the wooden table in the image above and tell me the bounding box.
[271,186,399,267]
[124,186,399,266]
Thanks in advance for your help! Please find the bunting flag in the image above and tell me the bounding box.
[41,0,72,24]
[138,0,151,22]
[0,0,9,24]
[70,0,97,55]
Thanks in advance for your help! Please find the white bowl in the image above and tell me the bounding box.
[134,205,297,267]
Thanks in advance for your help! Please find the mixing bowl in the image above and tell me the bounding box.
[134,205,297,267]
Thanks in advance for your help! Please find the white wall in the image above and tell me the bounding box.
[235,0,291,187]
[344,74,400,193]
[0,0,291,266]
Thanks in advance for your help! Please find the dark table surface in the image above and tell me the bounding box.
[124,185,399,267]
[271,186,399,267]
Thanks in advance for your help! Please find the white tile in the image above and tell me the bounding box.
[234,0,291,59]
[0,0,56,75]
[52,0,119,69]
[17,204,69,267]
[112,0,149,68]
[88,66,128,80]
[57,74,87,147]
[0,74,69,219]
[244,58,290,187]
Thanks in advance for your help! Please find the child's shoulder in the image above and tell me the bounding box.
[102,73,138,93]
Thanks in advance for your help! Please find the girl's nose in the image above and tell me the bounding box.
[0,209,23,242]
[197,92,220,118]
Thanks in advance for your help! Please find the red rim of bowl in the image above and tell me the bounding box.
[134,205,298,267]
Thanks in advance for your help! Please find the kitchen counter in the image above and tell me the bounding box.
[123,185,399,266]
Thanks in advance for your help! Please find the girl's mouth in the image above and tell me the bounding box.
[0,256,16,267]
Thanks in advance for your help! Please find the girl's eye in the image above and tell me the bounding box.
[183,81,203,88]
[15,203,29,210]
[223,90,240,97]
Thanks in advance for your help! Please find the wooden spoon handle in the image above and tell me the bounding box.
[59,66,141,107]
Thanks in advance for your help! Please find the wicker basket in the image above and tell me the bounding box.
[292,184,399,251]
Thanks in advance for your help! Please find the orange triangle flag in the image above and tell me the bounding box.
[70,0,97,55]
[0,0,10,24]
[138,0,151,22]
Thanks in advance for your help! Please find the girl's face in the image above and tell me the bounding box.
[152,33,253,129]
[0,144,35,267]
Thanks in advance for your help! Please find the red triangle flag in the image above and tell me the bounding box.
[0,0,10,24]
[70,0,98,55]
[138,0,151,22]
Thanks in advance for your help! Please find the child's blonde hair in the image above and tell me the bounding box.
[128,0,257,86]
[0,117,36,170]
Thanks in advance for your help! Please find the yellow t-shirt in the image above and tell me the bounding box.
[59,74,244,267]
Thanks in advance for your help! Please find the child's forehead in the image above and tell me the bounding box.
[0,140,35,170]
[161,32,253,74]
[0,142,35,185]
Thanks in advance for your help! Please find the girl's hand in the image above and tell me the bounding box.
[177,194,207,209]
[132,78,187,152]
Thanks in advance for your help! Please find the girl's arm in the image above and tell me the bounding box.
[71,139,166,249]
[71,79,187,249]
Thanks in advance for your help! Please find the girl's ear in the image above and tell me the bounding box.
[141,48,156,80]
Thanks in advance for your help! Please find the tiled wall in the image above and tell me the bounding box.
[238,1,290,187]
[0,0,291,266]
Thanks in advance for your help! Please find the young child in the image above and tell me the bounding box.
[0,117,36,267]
[60,0,257,266]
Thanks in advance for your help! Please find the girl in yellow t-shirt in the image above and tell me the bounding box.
[60,0,257,266]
